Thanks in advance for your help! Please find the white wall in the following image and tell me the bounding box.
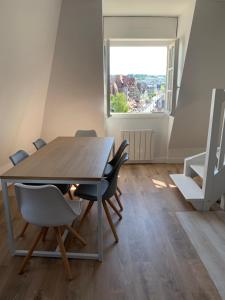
[104,17,177,39]
[41,0,105,140]
[177,0,196,85]
[106,114,170,162]
[167,0,196,160]
[0,0,62,175]
[2,0,221,171]
[103,0,189,16]
[105,16,177,162]
[169,0,225,158]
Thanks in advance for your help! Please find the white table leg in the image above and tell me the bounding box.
[97,181,103,261]
[1,179,15,255]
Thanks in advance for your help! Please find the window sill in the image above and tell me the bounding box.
[108,112,169,119]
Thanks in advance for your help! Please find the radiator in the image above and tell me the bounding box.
[120,130,153,162]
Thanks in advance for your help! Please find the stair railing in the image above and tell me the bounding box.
[203,89,225,209]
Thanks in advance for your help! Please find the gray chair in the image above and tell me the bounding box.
[9,149,73,238]
[9,150,29,166]
[11,148,72,198]
[74,130,97,137]
[104,140,129,210]
[9,150,38,237]
[104,140,129,177]
[15,184,86,280]
[33,138,47,150]
[9,149,73,198]
[74,153,128,242]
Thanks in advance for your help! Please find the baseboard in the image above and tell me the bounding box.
[127,157,184,164]
[127,148,204,164]
[168,147,205,160]
[165,157,185,164]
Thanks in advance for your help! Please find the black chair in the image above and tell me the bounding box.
[74,130,97,137]
[104,140,129,209]
[33,138,47,150]
[74,153,128,242]
[9,149,73,237]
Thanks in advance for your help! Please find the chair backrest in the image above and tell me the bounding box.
[75,130,97,137]
[33,138,47,150]
[14,184,79,227]
[9,150,29,166]
[104,152,128,199]
[110,139,129,166]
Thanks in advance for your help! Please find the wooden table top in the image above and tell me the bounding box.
[0,137,114,181]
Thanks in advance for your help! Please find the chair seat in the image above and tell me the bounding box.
[74,180,109,201]
[25,183,70,196]
[104,163,113,176]
[66,199,82,216]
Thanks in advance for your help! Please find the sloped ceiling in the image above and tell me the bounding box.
[103,0,189,16]
[169,0,225,151]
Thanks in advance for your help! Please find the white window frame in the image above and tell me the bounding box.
[105,39,179,118]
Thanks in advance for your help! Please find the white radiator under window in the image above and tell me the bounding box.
[121,130,153,162]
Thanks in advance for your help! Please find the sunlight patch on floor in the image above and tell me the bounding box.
[152,179,176,189]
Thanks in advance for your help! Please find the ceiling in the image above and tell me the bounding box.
[102,0,190,16]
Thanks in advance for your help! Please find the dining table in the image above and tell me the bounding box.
[0,136,115,262]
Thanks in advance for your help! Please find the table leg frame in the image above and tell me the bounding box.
[15,250,99,260]
[1,179,15,256]
[97,182,103,261]
[1,178,103,261]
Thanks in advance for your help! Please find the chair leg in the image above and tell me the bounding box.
[68,189,73,200]
[18,222,29,237]
[117,186,122,196]
[102,200,119,243]
[18,227,45,274]
[54,227,72,280]
[106,199,122,220]
[65,225,87,246]
[114,193,123,211]
[42,227,49,242]
[79,201,94,226]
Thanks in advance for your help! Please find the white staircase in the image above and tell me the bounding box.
[170,89,225,211]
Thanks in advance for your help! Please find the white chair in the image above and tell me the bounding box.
[15,183,86,280]
[10,150,73,239]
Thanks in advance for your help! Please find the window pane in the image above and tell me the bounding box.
[110,46,167,113]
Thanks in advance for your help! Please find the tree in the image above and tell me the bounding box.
[160,84,165,92]
[148,91,156,99]
[110,92,129,113]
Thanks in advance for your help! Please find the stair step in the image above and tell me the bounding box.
[190,164,205,178]
[170,174,204,200]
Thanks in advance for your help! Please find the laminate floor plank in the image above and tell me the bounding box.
[177,211,225,300]
[0,164,221,300]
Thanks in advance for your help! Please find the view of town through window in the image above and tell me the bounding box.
[110,46,167,113]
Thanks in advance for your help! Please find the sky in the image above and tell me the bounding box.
[110,46,167,75]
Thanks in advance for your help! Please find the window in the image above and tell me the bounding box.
[110,46,167,114]
[105,41,179,116]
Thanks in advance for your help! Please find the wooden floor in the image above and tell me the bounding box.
[0,164,222,300]
[177,211,225,300]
